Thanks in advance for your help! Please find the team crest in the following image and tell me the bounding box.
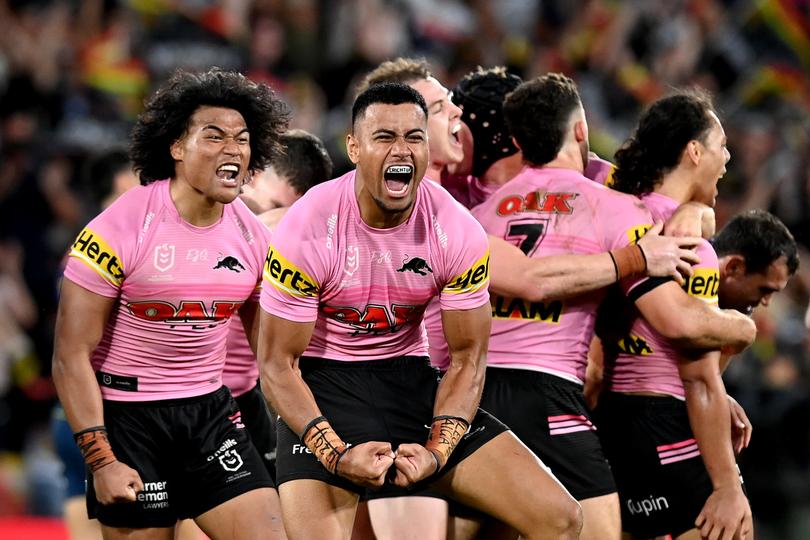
[154,244,175,272]
[218,449,244,472]
[344,245,360,276]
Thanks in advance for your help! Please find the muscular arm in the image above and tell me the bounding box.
[436,303,491,419]
[52,279,115,432]
[258,311,320,434]
[635,282,756,351]
[678,350,751,539]
[239,300,260,355]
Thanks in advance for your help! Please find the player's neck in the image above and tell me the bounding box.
[655,169,695,204]
[481,153,523,186]
[169,178,224,227]
[541,150,584,173]
[426,163,445,183]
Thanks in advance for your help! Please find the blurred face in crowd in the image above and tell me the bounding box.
[171,106,251,205]
[409,77,464,173]
[347,102,428,224]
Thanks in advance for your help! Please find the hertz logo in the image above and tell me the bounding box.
[69,228,125,286]
[443,252,490,295]
[616,334,654,356]
[491,295,563,323]
[263,245,318,298]
[626,224,653,245]
[682,268,719,303]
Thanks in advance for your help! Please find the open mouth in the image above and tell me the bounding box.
[217,164,240,186]
[384,164,413,196]
[450,123,462,145]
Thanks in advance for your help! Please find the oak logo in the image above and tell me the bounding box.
[444,252,490,295]
[682,268,719,303]
[263,245,318,298]
[70,228,125,286]
[491,295,563,324]
[497,192,577,216]
[616,334,654,356]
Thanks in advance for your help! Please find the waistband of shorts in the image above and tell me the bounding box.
[601,391,685,412]
[299,355,431,371]
[102,385,229,408]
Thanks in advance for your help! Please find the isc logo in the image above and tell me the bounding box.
[70,228,125,286]
[263,246,319,298]
[444,253,490,295]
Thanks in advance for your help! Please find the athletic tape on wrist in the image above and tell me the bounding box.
[424,415,470,472]
[611,245,647,280]
[301,417,348,475]
[73,426,116,473]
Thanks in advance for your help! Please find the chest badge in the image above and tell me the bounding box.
[344,245,360,276]
[397,255,433,276]
[154,244,175,272]
[214,255,246,273]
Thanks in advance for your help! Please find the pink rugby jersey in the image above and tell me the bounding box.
[260,171,490,361]
[222,312,259,398]
[604,192,720,398]
[471,166,653,383]
[63,180,271,401]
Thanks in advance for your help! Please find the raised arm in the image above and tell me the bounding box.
[634,282,756,351]
[52,279,143,503]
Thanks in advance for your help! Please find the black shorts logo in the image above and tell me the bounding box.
[219,449,244,472]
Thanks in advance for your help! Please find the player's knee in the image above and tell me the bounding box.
[535,497,582,539]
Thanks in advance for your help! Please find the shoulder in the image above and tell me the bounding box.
[227,197,272,246]
[85,183,158,238]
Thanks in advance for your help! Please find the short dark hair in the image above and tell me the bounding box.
[275,129,333,194]
[356,57,431,96]
[712,209,799,275]
[351,82,428,130]
[452,66,522,177]
[503,73,581,167]
[612,90,715,197]
[130,68,290,185]
[84,148,131,207]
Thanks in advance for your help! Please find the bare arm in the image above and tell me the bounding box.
[678,351,752,540]
[436,303,492,419]
[51,279,143,503]
[488,223,700,302]
[635,283,756,350]
[239,299,260,355]
[665,201,716,239]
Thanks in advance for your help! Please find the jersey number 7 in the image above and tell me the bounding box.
[505,219,548,256]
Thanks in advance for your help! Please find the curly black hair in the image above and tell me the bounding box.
[612,90,715,197]
[130,68,290,185]
[503,73,581,167]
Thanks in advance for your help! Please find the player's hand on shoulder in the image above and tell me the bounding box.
[336,441,394,488]
[696,484,752,540]
[665,201,716,239]
[638,222,701,285]
[93,460,144,504]
[391,443,438,487]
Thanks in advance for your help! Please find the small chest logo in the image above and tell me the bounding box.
[344,246,360,276]
[154,244,175,272]
[213,255,245,272]
[397,255,432,276]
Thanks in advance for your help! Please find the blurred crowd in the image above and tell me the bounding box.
[0,0,808,537]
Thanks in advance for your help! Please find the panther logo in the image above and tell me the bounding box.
[397,256,433,276]
[213,256,246,273]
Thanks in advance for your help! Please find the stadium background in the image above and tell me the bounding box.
[0,0,808,538]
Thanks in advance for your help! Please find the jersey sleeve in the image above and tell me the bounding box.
[438,210,490,311]
[63,211,129,298]
[249,220,273,303]
[678,240,719,305]
[259,204,325,322]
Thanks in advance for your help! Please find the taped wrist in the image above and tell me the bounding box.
[609,244,647,280]
[73,426,116,473]
[301,416,348,474]
[424,415,470,473]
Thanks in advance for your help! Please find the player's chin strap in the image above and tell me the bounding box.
[74,425,117,473]
[609,244,647,281]
[301,415,348,475]
[424,415,471,475]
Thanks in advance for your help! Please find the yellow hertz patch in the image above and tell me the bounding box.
[263,245,318,298]
[69,228,125,286]
[604,166,616,187]
[682,268,719,304]
[443,252,490,295]
[491,296,563,324]
[616,334,654,356]
[626,224,653,245]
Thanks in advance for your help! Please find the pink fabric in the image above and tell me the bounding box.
[260,171,490,361]
[222,312,258,398]
[471,166,653,383]
[64,180,271,401]
[604,192,720,398]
